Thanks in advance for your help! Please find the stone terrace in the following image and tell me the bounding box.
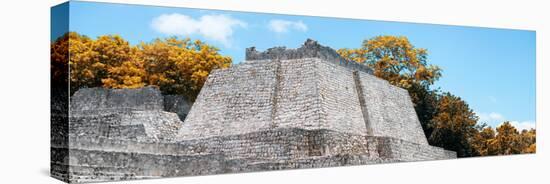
[51,39,456,183]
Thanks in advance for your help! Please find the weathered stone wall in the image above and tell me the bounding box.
[53,128,454,183]
[70,86,164,112]
[54,87,186,183]
[273,58,323,130]
[69,87,183,142]
[357,73,429,145]
[69,111,182,142]
[50,85,69,183]
[178,60,279,140]
[51,86,69,148]
[182,55,429,145]
[246,39,373,75]
[379,137,457,160]
[180,57,377,140]
[316,59,369,135]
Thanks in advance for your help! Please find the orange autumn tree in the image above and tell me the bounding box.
[66,33,142,91]
[338,35,441,88]
[493,122,522,155]
[66,32,98,93]
[338,35,444,143]
[53,32,231,100]
[520,128,536,153]
[338,35,447,150]
[339,35,538,157]
[51,33,70,86]
[428,93,479,157]
[139,37,231,101]
[93,35,145,89]
[471,122,537,156]
[471,126,497,156]
[338,35,481,157]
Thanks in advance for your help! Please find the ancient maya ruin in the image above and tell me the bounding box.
[51,39,456,183]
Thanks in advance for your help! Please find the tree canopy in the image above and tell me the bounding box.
[139,38,231,101]
[338,35,535,157]
[51,32,70,86]
[52,32,231,101]
[338,35,441,88]
[428,93,479,157]
[52,33,536,157]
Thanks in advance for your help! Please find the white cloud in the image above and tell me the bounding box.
[478,112,535,131]
[151,13,247,47]
[268,19,308,33]
[477,112,505,123]
[506,121,536,131]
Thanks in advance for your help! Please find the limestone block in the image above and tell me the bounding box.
[358,74,429,145]
[70,86,164,112]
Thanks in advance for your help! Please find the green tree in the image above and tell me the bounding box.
[408,83,439,137]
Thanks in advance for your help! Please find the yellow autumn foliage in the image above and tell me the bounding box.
[471,122,536,156]
[336,35,535,157]
[53,32,231,101]
[51,33,70,86]
[337,35,441,89]
[139,37,231,101]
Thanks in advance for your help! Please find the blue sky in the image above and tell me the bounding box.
[54,1,536,130]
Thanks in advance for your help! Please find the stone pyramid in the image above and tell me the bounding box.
[52,39,455,183]
[180,39,430,146]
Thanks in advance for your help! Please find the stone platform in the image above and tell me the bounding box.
[51,39,456,183]
[52,127,454,183]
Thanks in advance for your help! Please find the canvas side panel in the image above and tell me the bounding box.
[50,2,70,182]
[358,73,429,145]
